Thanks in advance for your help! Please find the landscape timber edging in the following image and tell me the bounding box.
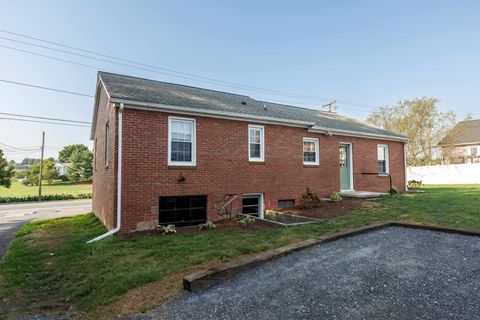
[183,221,480,292]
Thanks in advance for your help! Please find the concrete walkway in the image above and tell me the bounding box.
[0,199,92,257]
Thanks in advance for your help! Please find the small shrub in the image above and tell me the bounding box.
[389,185,399,195]
[301,187,321,209]
[14,170,26,180]
[330,192,342,203]
[198,220,216,230]
[58,175,70,182]
[239,215,256,227]
[157,224,176,235]
[407,180,422,189]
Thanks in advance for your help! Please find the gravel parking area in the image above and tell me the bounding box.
[126,227,480,320]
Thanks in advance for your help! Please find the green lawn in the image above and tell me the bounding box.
[0,181,92,197]
[0,185,479,319]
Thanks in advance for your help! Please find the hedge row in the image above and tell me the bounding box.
[0,193,92,204]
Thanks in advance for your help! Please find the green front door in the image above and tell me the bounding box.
[339,144,351,190]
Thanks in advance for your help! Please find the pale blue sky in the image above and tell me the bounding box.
[1,0,479,162]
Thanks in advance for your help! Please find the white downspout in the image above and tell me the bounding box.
[87,103,124,243]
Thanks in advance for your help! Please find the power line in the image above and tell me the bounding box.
[0,117,90,128]
[0,79,93,98]
[0,141,40,150]
[0,43,112,72]
[0,112,91,124]
[0,29,379,110]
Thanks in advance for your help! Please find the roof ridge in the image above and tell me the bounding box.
[98,71,252,99]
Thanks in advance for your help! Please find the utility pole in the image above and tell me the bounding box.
[38,131,45,201]
[322,100,338,112]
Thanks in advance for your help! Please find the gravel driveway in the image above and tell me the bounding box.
[130,227,480,320]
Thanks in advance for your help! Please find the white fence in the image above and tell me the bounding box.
[407,163,480,185]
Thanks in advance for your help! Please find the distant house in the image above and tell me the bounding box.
[438,119,480,164]
[55,161,70,176]
[90,72,408,234]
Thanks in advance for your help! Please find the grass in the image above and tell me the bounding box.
[0,180,92,198]
[0,184,479,319]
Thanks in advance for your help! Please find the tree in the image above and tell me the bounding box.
[58,144,90,163]
[0,149,15,188]
[366,97,456,166]
[24,158,58,185]
[67,149,93,182]
[21,158,38,166]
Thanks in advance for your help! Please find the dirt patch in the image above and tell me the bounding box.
[121,218,279,238]
[278,198,366,219]
[90,260,225,319]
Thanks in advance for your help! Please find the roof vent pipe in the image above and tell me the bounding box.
[87,102,124,243]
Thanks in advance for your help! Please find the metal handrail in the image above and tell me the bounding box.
[361,172,393,193]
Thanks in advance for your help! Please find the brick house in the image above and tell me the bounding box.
[90,72,408,237]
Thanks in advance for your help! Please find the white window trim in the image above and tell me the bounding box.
[378,144,389,175]
[168,116,196,166]
[242,193,264,219]
[248,124,265,162]
[303,137,319,165]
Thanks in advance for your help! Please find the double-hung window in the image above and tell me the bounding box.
[168,117,196,166]
[377,144,389,174]
[248,125,264,162]
[303,138,319,165]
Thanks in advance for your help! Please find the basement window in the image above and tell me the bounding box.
[242,194,264,218]
[278,199,295,209]
[159,195,207,226]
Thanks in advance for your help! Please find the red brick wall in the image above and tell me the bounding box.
[92,85,117,230]
[109,108,406,233]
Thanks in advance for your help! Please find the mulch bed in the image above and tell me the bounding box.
[277,198,366,219]
[120,218,279,238]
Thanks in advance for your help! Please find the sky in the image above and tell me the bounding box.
[1,0,479,162]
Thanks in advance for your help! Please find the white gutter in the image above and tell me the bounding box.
[308,126,409,142]
[87,103,124,243]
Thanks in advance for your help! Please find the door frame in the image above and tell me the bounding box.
[339,142,354,192]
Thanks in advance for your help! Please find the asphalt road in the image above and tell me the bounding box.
[0,199,92,257]
[129,227,480,320]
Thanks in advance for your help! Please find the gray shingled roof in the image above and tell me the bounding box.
[98,72,408,141]
[439,119,480,145]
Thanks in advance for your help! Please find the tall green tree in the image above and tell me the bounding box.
[24,158,58,185]
[67,149,93,182]
[366,97,456,166]
[0,149,15,188]
[58,144,90,163]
